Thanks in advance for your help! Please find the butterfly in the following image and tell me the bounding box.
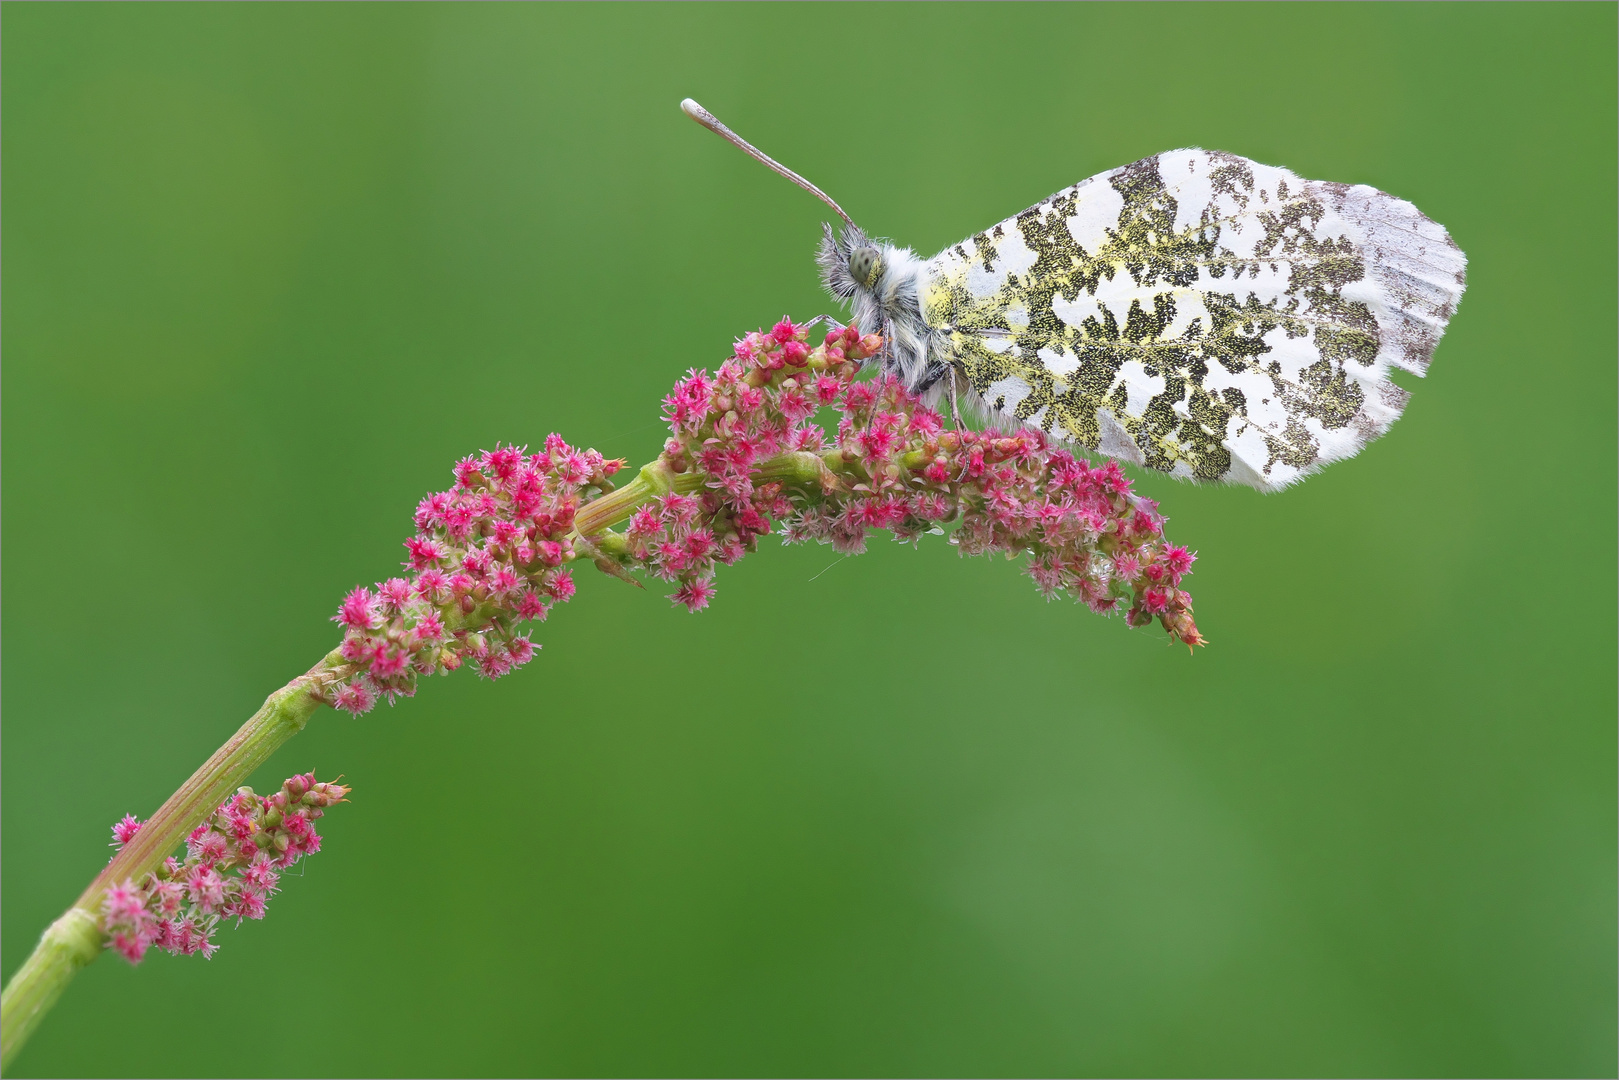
[682,99,1466,492]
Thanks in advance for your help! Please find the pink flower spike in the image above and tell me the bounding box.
[325,315,1205,730]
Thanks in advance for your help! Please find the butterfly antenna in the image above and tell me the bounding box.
[681,99,854,227]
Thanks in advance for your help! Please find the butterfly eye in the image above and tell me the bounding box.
[848,246,882,287]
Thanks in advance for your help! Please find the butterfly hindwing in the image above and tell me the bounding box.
[919,149,1466,490]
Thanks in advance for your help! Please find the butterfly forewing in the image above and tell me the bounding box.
[920,149,1466,490]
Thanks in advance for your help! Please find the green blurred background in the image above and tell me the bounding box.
[3,3,1614,1076]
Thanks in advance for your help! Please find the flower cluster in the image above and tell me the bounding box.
[782,377,1202,642]
[325,436,624,715]
[100,772,349,963]
[615,323,883,611]
[614,320,1204,646]
[325,319,1202,704]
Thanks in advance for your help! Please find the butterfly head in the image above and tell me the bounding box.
[818,222,879,301]
[817,221,896,335]
[817,222,931,380]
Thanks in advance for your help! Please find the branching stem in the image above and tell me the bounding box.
[2,447,730,1071]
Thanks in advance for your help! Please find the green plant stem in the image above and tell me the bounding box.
[0,651,350,1073]
[572,458,701,535]
[0,911,100,1075]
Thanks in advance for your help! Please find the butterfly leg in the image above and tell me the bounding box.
[902,357,968,437]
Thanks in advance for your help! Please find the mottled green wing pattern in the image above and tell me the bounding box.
[919,150,1466,490]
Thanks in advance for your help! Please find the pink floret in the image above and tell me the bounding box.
[333,586,377,631]
[110,814,143,848]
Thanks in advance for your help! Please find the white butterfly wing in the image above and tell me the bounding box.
[920,149,1466,490]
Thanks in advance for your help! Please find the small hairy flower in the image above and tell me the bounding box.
[672,576,716,612]
[185,866,227,913]
[506,636,537,667]
[333,587,377,631]
[332,681,375,716]
[110,814,143,849]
